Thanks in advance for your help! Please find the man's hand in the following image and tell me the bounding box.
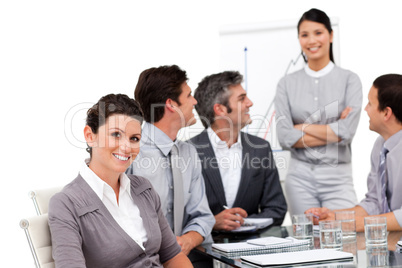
[340,106,352,119]
[213,207,248,231]
[305,207,334,225]
[176,231,203,255]
[294,124,303,131]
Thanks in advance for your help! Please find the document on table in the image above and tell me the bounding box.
[243,218,273,229]
[231,218,273,233]
[241,249,353,267]
[212,237,310,257]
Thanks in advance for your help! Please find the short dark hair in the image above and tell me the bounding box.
[194,71,243,128]
[373,74,402,123]
[297,8,334,63]
[86,93,143,155]
[134,65,188,123]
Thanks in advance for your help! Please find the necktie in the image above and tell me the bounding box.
[170,144,184,236]
[379,146,390,214]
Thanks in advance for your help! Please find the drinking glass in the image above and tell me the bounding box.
[366,245,389,267]
[364,216,387,247]
[319,220,342,250]
[335,211,356,240]
[292,214,313,247]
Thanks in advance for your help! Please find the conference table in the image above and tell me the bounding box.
[196,226,402,267]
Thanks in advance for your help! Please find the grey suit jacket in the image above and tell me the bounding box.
[49,174,181,268]
[189,130,287,225]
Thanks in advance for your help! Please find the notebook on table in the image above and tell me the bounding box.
[230,218,274,233]
[212,237,310,258]
[241,249,353,267]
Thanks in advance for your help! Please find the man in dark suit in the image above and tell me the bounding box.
[189,71,287,231]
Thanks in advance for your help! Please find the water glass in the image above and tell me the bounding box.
[292,214,313,245]
[319,220,342,250]
[365,216,387,247]
[342,239,357,256]
[366,245,389,267]
[335,211,356,240]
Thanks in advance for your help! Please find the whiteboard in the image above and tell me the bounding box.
[218,18,340,180]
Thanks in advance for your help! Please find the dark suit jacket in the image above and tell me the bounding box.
[189,130,287,225]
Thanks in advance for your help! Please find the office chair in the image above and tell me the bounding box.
[20,214,55,268]
[29,186,63,215]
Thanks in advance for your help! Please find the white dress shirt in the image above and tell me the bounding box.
[207,127,242,208]
[80,160,147,250]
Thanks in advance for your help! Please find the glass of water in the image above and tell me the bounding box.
[335,211,356,240]
[366,245,389,267]
[319,220,343,250]
[292,214,313,246]
[365,216,387,247]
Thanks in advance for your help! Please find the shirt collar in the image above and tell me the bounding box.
[207,127,242,150]
[119,173,131,197]
[80,159,132,201]
[142,122,177,156]
[304,61,334,78]
[384,130,402,153]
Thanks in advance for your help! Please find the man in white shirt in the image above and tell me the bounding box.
[189,71,287,231]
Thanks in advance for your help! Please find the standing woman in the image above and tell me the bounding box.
[49,94,192,268]
[275,8,362,215]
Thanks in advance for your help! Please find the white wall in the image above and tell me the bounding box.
[1,0,401,266]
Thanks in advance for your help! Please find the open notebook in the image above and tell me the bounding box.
[241,249,353,267]
[212,237,310,258]
[231,218,274,233]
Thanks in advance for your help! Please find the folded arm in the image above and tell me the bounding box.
[292,106,351,148]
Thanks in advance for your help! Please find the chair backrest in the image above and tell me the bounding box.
[20,214,55,268]
[29,186,63,215]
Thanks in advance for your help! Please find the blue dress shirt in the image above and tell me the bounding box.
[126,122,215,240]
[359,130,402,227]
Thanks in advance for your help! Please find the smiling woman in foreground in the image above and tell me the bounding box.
[48,94,192,268]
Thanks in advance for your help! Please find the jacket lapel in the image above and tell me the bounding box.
[196,130,227,206]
